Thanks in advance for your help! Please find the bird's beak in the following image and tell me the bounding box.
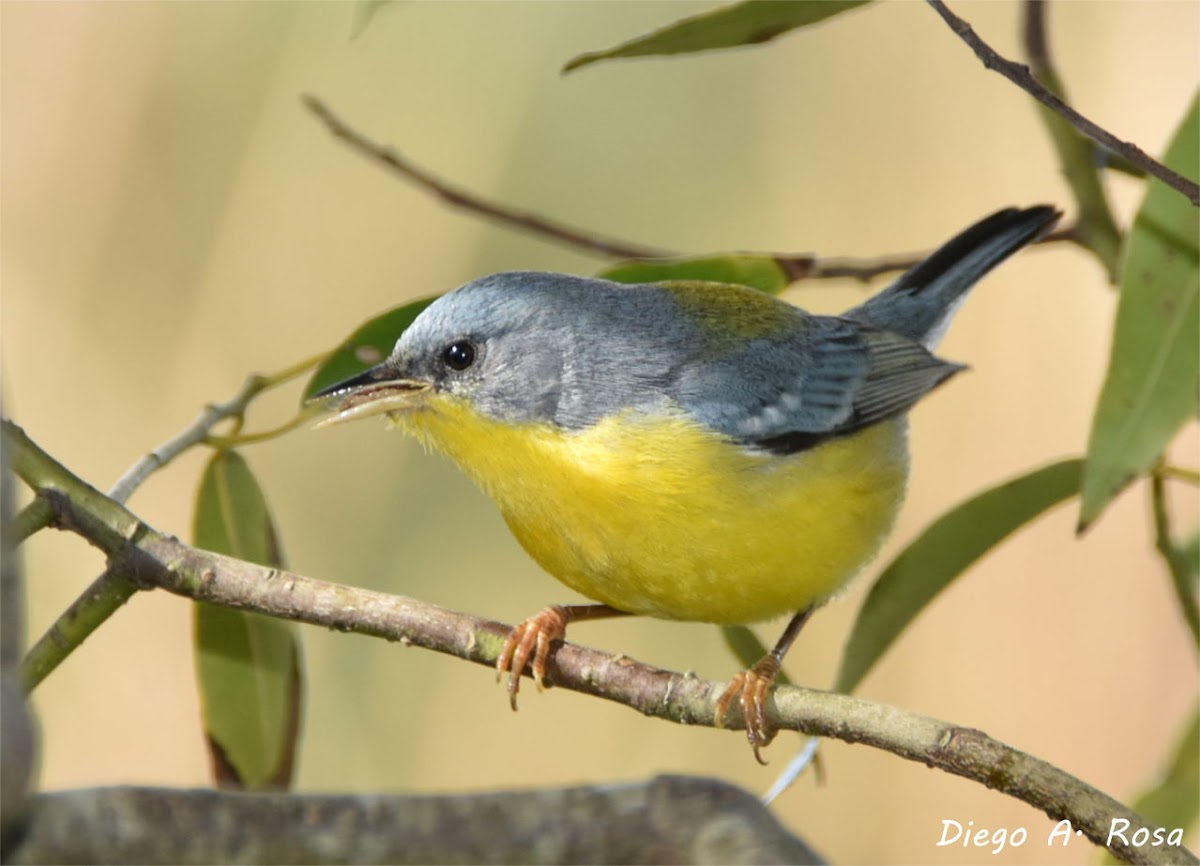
[309,363,433,428]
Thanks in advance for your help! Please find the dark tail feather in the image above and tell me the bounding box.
[846,205,1060,348]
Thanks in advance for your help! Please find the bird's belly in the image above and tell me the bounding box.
[409,401,909,624]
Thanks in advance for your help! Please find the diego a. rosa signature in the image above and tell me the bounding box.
[937,818,1187,855]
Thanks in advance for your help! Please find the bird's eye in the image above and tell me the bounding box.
[442,339,476,371]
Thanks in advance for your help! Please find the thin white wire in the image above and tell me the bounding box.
[762,736,821,804]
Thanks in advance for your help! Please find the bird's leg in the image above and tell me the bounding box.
[715,608,814,764]
[497,603,629,709]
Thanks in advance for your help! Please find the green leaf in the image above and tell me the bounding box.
[1101,706,1199,864]
[194,450,284,566]
[564,0,872,73]
[835,459,1082,695]
[193,450,302,790]
[302,297,435,401]
[1026,15,1122,283]
[1079,94,1200,531]
[598,254,796,294]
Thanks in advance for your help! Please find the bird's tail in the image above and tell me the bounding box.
[845,205,1060,349]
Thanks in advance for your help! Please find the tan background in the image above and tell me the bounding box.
[3,2,1197,863]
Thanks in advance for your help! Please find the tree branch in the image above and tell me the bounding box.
[301,95,671,261]
[927,0,1199,207]
[4,418,1193,866]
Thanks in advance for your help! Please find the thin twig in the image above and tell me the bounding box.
[109,352,325,504]
[927,0,1199,207]
[17,353,327,689]
[4,418,1193,866]
[1157,464,1200,486]
[1150,469,1200,649]
[11,499,53,544]
[788,224,1076,283]
[21,569,140,690]
[302,94,671,261]
[205,405,322,449]
[304,93,1072,283]
[108,375,267,504]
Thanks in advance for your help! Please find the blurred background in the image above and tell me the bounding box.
[3,2,1197,863]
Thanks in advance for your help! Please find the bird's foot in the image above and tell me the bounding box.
[715,655,783,765]
[496,605,570,710]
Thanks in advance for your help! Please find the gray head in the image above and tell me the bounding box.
[378,271,706,428]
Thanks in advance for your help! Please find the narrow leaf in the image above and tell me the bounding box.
[1079,94,1200,530]
[193,450,302,790]
[598,254,795,294]
[194,450,283,565]
[302,297,435,401]
[564,0,871,73]
[836,459,1082,695]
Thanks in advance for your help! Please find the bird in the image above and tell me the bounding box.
[313,205,1060,761]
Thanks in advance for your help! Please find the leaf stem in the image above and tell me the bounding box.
[1157,464,1200,486]
[259,350,331,390]
[1150,468,1200,649]
[205,406,322,450]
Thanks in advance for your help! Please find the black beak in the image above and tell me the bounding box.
[309,360,431,429]
[312,363,395,399]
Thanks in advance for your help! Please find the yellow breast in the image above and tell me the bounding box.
[397,395,909,624]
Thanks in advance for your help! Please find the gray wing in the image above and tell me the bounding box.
[675,316,963,455]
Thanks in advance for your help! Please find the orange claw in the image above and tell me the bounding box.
[715,655,783,765]
[716,608,813,763]
[496,605,570,710]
